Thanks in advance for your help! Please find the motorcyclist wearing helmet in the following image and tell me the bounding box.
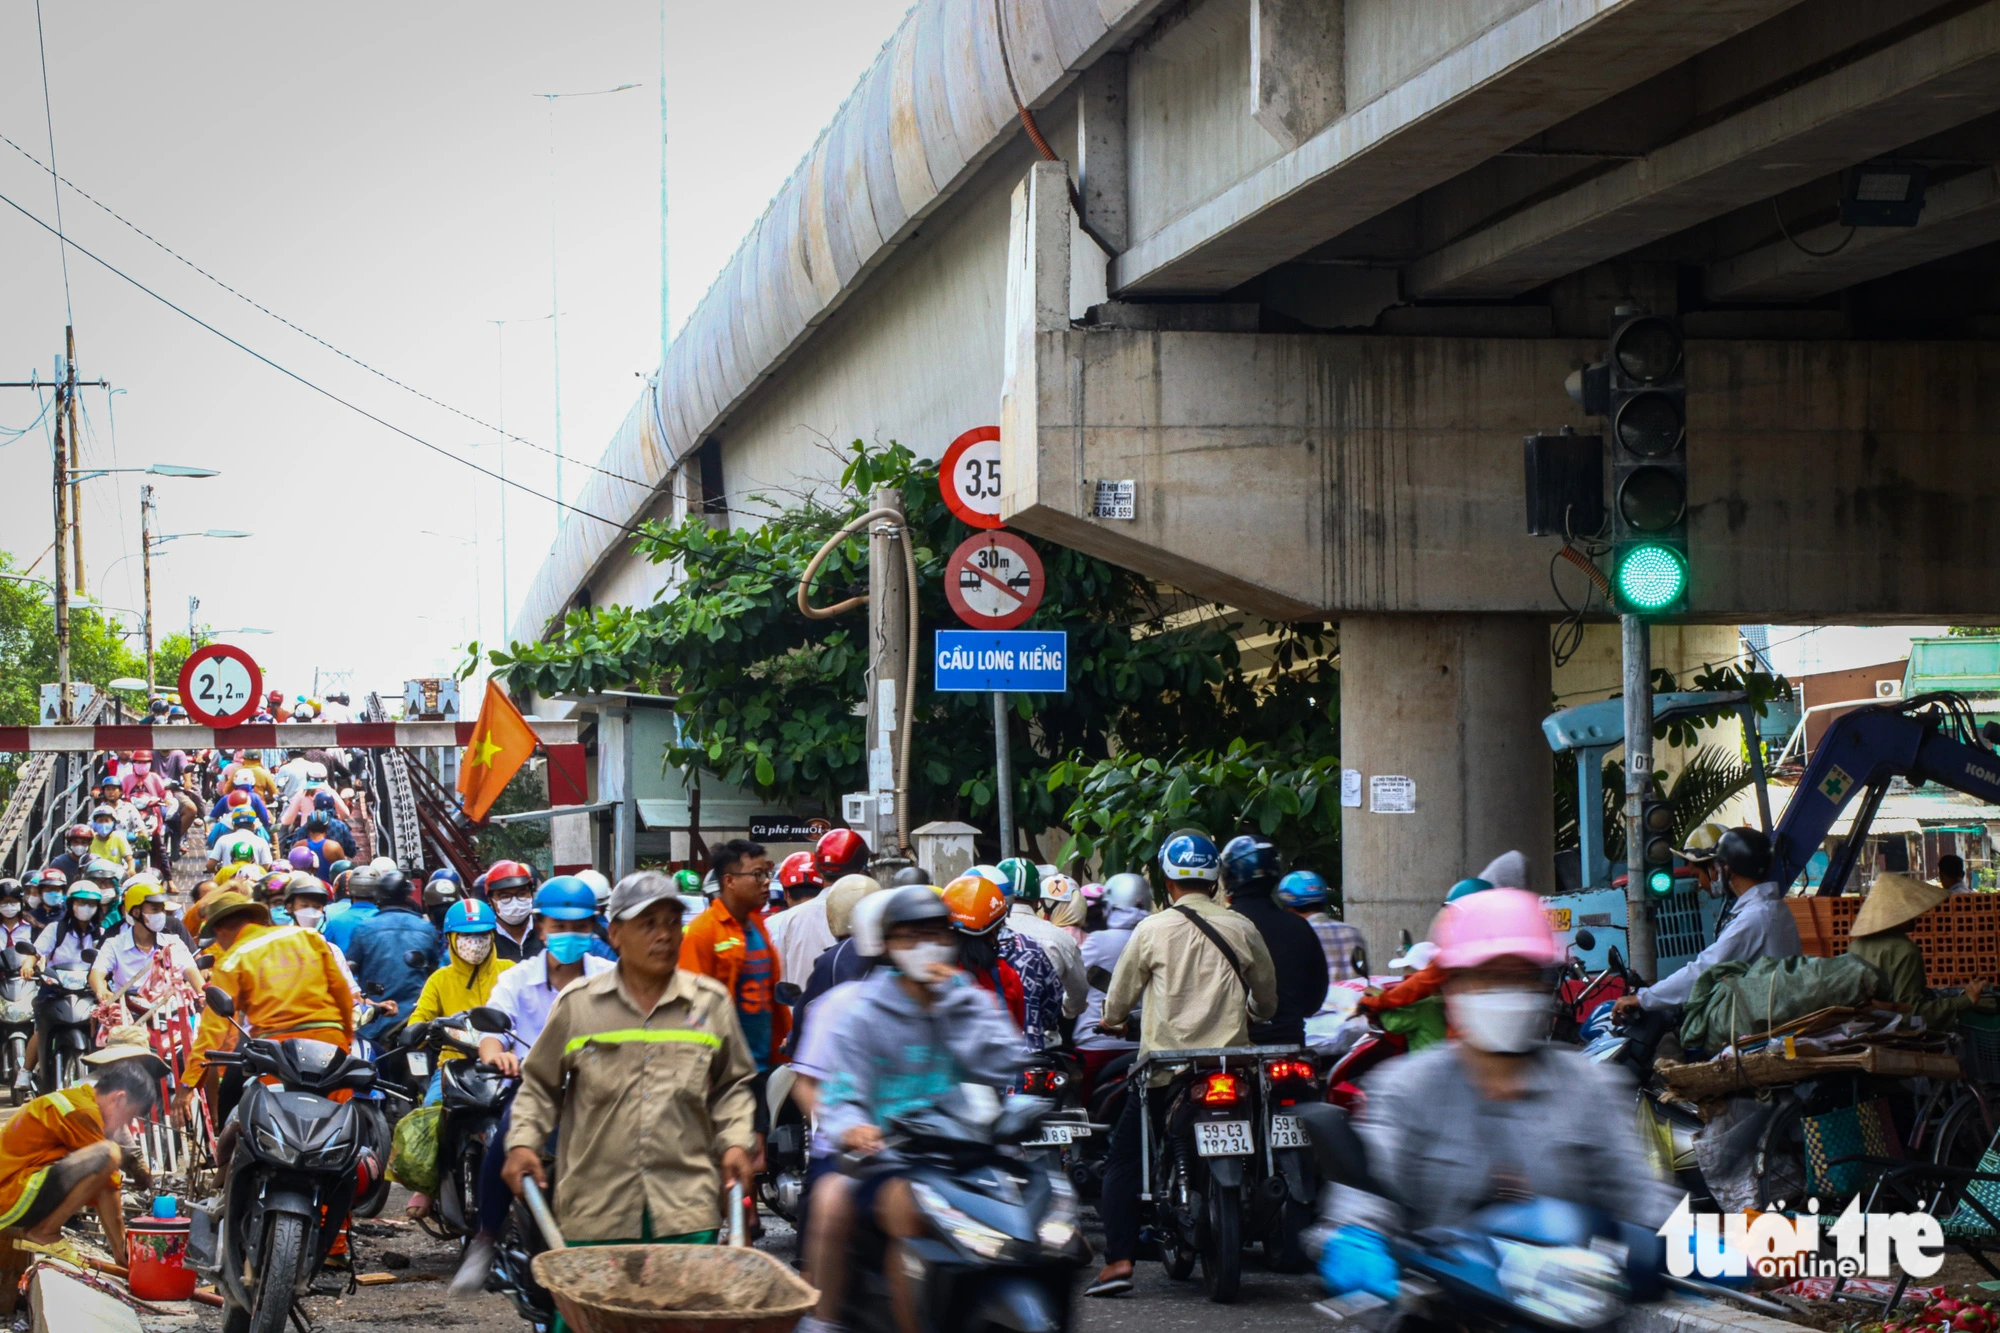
[1040,872,1087,944]
[802,885,1025,1333]
[765,851,833,988]
[28,870,66,930]
[812,827,870,886]
[452,876,617,1295]
[85,804,137,882]
[120,750,169,805]
[27,880,113,1090]
[423,867,462,934]
[343,871,441,1045]
[482,861,541,962]
[45,825,96,887]
[207,767,273,828]
[795,875,890,1020]
[1316,889,1678,1303]
[92,882,202,1007]
[1087,833,1277,1299]
[0,880,32,952]
[995,857,1087,1030]
[296,811,348,879]
[322,864,382,953]
[1277,869,1367,982]
[576,869,612,922]
[409,899,513,1110]
[940,876,1029,1035]
[1610,826,1800,1027]
[1219,834,1329,1044]
[1075,873,1149,1092]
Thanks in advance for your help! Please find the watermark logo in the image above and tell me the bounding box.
[1659,1195,1943,1280]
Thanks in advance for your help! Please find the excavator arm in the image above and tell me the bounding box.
[1775,693,2000,894]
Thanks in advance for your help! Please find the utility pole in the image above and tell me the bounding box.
[65,328,84,598]
[140,484,157,693]
[51,343,72,724]
[867,486,910,862]
[1621,615,1657,978]
[187,595,199,644]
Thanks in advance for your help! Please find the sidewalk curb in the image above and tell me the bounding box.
[1627,1295,1803,1333]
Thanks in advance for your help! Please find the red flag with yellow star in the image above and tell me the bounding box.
[457,679,537,821]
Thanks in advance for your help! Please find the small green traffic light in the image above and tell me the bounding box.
[1647,867,1675,896]
[1616,543,1688,612]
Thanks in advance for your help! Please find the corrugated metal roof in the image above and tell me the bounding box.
[510,0,1167,645]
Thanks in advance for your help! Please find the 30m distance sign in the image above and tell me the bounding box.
[934,630,1068,693]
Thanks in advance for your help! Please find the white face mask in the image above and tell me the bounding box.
[291,907,323,929]
[493,896,533,925]
[0,903,17,919]
[141,911,166,933]
[889,942,957,982]
[71,902,98,923]
[1445,988,1549,1054]
[452,934,494,965]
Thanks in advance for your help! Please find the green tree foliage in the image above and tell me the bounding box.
[154,632,197,694]
[487,443,1337,848]
[0,550,147,727]
[472,763,552,868]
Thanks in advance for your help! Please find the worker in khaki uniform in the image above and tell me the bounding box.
[505,871,757,1252]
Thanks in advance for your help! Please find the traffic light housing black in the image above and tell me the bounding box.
[1606,313,1688,615]
[1639,797,1677,896]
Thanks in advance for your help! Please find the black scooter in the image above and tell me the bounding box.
[840,1086,1090,1333]
[0,942,37,1104]
[187,986,388,1333]
[400,1005,515,1241]
[32,942,99,1091]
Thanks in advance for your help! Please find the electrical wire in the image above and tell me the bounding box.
[0,130,653,491]
[0,184,651,537]
[0,393,56,444]
[991,0,1117,259]
[31,0,71,324]
[1772,197,1856,258]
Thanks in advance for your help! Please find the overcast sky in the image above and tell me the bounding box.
[0,0,910,708]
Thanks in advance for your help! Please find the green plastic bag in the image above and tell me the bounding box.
[1379,994,1448,1051]
[389,1105,441,1196]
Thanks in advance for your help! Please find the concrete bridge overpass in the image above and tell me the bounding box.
[516,0,2000,949]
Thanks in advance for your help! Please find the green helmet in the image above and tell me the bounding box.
[86,858,123,884]
[996,857,1040,905]
[673,869,702,896]
[230,840,259,864]
[68,883,105,904]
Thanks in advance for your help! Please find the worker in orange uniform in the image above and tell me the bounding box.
[173,890,354,1123]
[0,1050,165,1264]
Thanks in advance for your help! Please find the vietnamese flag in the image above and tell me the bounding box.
[457,679,537,821]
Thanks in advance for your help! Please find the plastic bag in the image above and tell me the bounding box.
[1378,994,1447,1051]
[389,1105,441,1196]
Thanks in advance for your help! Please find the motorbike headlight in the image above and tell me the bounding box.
[1038,1175,1078,1252]
[910,1180,1015,1261]
[1493,1241,1626,1330]
[252,1120,300,1166]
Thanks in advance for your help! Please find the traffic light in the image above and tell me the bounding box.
[1606,313,1688,615]
[1638,797,1677,895]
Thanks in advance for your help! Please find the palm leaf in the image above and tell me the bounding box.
[1666,746,1753,845]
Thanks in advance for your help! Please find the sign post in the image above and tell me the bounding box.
[934,628,1068,858]
[177,643,263,729]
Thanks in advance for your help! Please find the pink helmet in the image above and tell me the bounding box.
[1431,888,1561,970]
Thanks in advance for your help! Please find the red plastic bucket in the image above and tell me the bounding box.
[127,1216,197,1301]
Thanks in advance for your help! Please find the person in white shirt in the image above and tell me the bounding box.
[451,875,615,1295]
[273,751,315,812]
[765,857,852,990]
[1000,865,1087,1021]
[90,885,203,1003]
[0,882,35,953]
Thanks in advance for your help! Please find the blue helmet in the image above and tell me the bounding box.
[1274,869,1330,909]
[534,876,598,921]
[1445,877,1493,902]
[1219,834,1283,895]
[429,867,463,885]
[442,898,497,934]
[1159,832,1220,883]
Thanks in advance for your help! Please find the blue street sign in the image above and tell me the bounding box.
[934,630,1069,693]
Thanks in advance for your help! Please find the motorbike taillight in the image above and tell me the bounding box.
[1019,1067,1069,1094]
[1198,1072,1241,1105]
[1264,1058,1315,1083]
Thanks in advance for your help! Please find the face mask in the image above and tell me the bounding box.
[494,896,533,925]
[543,931,593,965]
[452,934,494,965]
[291,907,323,929]
[1445,988,1549,1055]
[132,764,150,775]
[889,942,957,982]
[42,894,62,910]
[71,902,97,923]
[141,911,166,933]
[0,904,18,919]
[91,823,113,836]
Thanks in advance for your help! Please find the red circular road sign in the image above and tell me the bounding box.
[939,425,1005,529]
[177,643,264,728]
[945,531,1044,630]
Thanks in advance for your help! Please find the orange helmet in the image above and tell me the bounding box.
[941,875,1006,935]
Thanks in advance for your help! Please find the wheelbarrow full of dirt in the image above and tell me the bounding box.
[522,1180,819,1333]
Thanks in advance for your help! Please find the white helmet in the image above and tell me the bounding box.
[849,889,894,959]
[575,868,612,911]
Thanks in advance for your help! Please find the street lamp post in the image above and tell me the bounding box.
[142,526,250,691]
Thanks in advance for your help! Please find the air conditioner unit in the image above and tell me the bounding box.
[1876,680,1903,699]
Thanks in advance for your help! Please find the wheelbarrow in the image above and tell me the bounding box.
[522,1180,819,1333]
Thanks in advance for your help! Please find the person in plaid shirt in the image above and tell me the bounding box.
[1277,870,1366,983]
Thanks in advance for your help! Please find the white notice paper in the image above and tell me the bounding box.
[869,746,894,795]
[1340,769,1362,808]
[1369,775,1416,814]
[1091,480,1136,520]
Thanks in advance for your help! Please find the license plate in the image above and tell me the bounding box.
[406,1051,430,1077]
[1024,1124,1077,1146]
[1194,1120,1253,1157]
[1269,1114,1308,1149]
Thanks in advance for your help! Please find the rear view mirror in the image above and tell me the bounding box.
[467,1006,513,1034]
[1350,946,1369,978]
[204,986,236,1018]
[12,942,34,958]
[1294,1103,1386,1197]
[1574,929,1596,952]
[1399,928,1413,951]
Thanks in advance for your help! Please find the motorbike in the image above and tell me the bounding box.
[0,943,35,1103]
[762,980,809,1224]
[401,1005,516,1242]
[1257,1050,1323,1272]
[188,985,388,1333]
[1012,1046,1100,1182]
[839,1084,1090,1333]
[1139,1046,1279,1303]
[30,943,99,1091]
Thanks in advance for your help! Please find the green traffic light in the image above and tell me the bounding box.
[1616,543,1688,612]
[1648,867,1676,895]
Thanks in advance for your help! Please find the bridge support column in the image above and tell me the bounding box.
[1339,614,1553,958]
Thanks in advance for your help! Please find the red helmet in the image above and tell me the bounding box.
[814,828,870,882]
[484,860,535,895]
[777,851,822,891]
[38,868,68,888]
[66,823,92,844]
